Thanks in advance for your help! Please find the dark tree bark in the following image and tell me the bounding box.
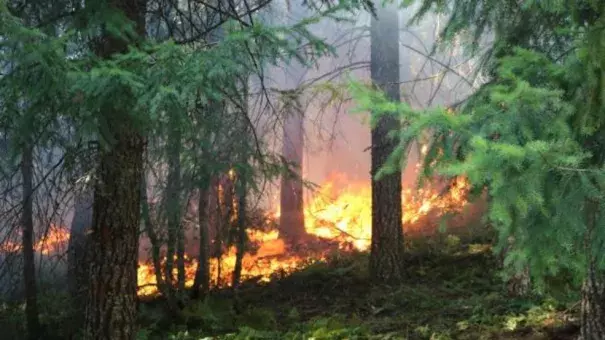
[212,178,224,285]
[279,90,306,244]
[370,6,404,283]
[21,144,41,340]
[580,199,605,340]
[192,185,210,299]
[67,177,93,337]
[84,129,144,340]
[140,176,166,294]
[176,219,186,291]
[580,259,605,340]
[369,2,405,284]
[232,175,247,289]
[222,173,235,247]
[83,0,147,339]
[141,174,181,319]
[164,113,182,290]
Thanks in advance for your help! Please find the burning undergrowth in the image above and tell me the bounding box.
[138,234,579,340]
[137,173,476,297]
[0,172,480,299]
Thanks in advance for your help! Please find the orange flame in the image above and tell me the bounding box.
[137,174,470,296]
[136,231,321,296]
[0,224,69,255]
[0,173,471,297]
[304,175,470,251]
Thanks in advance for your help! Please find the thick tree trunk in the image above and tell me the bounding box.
[140,177,166,292]
[232,176,247,289]
[279,91,306,244]
[192,186,210,299]
[213,178,224,286]
[21,145,41,340]
[506,266,531,297]
[176,221,185,291]
[580,199,605,340]
[84,129,144,340]
[369,2,405,284]
[83,0,146,339]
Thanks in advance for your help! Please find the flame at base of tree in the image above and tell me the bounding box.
[0,173,472,298]
[136,233,325,297]
[137,174,471,296]
[303,174,470,252]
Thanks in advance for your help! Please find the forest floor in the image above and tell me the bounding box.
[139,229,582,340]
[0,227,582,340]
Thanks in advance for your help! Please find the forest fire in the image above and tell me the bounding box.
[136,231,322,296]
[0,174,471,297]
[302,173,470,251]
[0,224,70,255]
[137,174,471,296]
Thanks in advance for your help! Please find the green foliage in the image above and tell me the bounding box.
[350,0,605,292]
[0,233,574,340]
[135,233,577,340]
[0,290,79,340]
[182,296,238,333]
[0,0,371,191]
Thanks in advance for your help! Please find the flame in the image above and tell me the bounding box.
[136,231,321,296]
[137,173,470,296]
[0,173,471,298]
[304,174,470,251]
[0,224,69,255]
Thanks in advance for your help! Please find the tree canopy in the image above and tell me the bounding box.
[351,0,605,291]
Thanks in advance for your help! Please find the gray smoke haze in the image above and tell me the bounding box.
[0,0,488,299]
[250,1,483,210]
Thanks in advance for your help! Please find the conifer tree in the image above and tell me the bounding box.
[369,0,405,283]
[82,0,147,337]
[351,0,605,336]
[279,89,307,244]
[1,0,381,337]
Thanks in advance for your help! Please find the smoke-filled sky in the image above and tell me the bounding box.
[254,1,482,208]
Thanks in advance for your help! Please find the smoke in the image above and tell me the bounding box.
[0,1,486,300]
[252,2,480,211]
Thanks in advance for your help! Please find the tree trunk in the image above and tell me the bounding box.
[222,173,235,249]
[84,128,144,340]
[369,2,405,284]
[141,174,181,319]
[21,144,41,340]
[213,178,224,286]
[192,185,210,299]
[506,266,531,297]
[176,220,185,291]
[140,175,165,295]
[580,199,605,340]
[83,0,146,338]
[279,90,306,244]
[580,260,605,340]
[165,113,182,290]
[67,176,93,337]
[232,176,247,289]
